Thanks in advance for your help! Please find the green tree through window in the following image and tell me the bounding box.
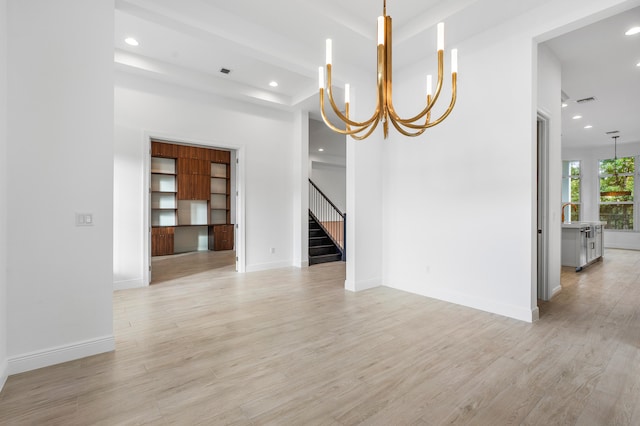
[599,156,634,230]
[562,161,580,222]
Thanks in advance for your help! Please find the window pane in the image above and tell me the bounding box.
[600,176,634,202]
[600,204,634,230]
[568,161,580,176]
[562,161,581,204]
[570,205,580,222]
[570,178,580,202]
[599,157,635,175]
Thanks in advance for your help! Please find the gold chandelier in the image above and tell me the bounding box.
[318,0,458,140]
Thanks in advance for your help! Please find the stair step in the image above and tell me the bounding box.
[309,252,342,265]
[309,244,339,256]
[309,229,324,237]
[309,236,331,247]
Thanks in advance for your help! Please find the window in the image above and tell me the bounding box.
[599,156,634,230]
[561,161,581,222]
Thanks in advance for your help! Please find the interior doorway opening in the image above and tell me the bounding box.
[147,138,241,284]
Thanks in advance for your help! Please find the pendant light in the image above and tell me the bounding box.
[600,135,632,197]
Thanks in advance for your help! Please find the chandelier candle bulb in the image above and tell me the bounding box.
[326,39,332,65]
[451,49,458,73]
[345,84,350,104]
[427,75,433,96]
[378,16,385,45]
[437,23,444,51]
[318,66,324,89]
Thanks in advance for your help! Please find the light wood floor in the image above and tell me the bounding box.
[151,250,237,284]
[1,249,640,425]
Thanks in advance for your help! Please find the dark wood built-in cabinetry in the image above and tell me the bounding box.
[209,225,234,251]
[151,227,175,256]
[151,140,234,256]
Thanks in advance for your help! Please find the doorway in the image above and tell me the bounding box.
[144,137,245,284]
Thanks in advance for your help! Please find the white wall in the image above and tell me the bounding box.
[345,85,384,292]
[6,0,115,374]
[293,111,309,268]
[537,44,563,299]
[0,0,8,391]
[114,72,297,284]
[564,141,640,250]
[114,124,145,288]
[380,0,638,322]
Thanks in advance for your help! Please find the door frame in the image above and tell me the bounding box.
[143,133,246,285]
[536,112,550,301]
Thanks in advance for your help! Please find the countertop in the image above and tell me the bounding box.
[562,221,605,229]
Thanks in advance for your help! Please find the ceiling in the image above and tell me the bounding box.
[544,6,640,149]
[114,0,640,150]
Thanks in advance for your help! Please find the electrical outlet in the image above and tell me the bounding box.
[270,247,276,254]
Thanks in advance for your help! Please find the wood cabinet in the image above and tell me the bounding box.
[177,158,210,175]
[152,227,174,256]
[211,150,230,164]
[177,174,210,200]
[151,140,234,255]
[176,157,211,200]
[151,141,178,158]
[178,145,209,160]
[209,225,234,251]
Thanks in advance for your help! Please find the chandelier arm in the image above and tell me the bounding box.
[390,119,427,137]
[387,95,432,137]
[387,50,445,125]
[422,73,457,129]
[393,74,456,130]
[349,118,381,140]
[325,65,380,128]
[320,88,380,135]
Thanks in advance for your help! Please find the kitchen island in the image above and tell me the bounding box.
[561,222,604,272]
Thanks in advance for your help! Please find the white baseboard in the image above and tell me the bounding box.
[8,335,115,375]
[345,278,381,292]
[114,278,145,291]
[245,260,293,273]
[550,284,562,299]
[0,359,7,393]
[294,260,310,268]
[531,306,540,322]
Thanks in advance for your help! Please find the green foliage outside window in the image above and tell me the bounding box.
[562,161,581,221]
[599,156,634,230]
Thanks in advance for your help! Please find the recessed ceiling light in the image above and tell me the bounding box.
[124,37,139,46]
[637,62,640,67]
[269,81,278,87]
[561,103,568,108]
[584,125,593,129]
[318,148,324,152]
[572,115,582,120]
[625,26,640,36]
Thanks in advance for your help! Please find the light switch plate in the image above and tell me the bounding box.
[76,213,94,226]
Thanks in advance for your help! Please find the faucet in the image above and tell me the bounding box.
[561,202,578,223]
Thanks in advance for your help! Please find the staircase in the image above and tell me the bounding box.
[309,214,342,265]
